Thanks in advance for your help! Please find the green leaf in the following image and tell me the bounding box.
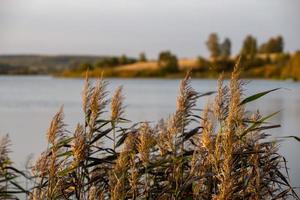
[240,111,280,138]
[239,88,280,106]
[280,136,300,142]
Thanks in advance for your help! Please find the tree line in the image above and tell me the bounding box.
[206,33,284,59]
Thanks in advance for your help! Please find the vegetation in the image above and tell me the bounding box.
[240,35,257,59]
[1,65,299,199]
[220,38,231,58]
[259,36,284,54]
[139,52,147,62]
[0,34,299,80]
[281,51,300,80]
[0,55,137,75]
[206,33,221,59]
[157,51,179,74]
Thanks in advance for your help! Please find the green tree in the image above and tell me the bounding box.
[240,35,257,58]
[206,33,221,59]
[259,36,284,54]
[220,38,231,58]
[118,54,128,65]
[139,52,147,62]
[158,51,179,73]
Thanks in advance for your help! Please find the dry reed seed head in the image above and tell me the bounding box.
[137,122,154,165]
[110,86,125,123]
[89,78,108,126]
[226,62,244,134]
[166,114,179,151]
[176,72,198,128]
[111,134,135,175]
[49,149,58,179]
[32,152,50,177]
[219,66,242,185]
[72,124,86,165]
[128,153,138,194]
[82,70,91,114]
[110,141,131,200]
[201,103,213,151]
[156,119,168,156]
[114,135,133,172]
[218,130,235,198]
[214,73,225,120]
[46,106,66,145]
[124,133,136,152]
[0,134,11,165]
[213,131,222,169]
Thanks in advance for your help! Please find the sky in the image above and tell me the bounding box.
[0,0,299,58]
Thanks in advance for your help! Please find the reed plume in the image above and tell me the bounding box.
[176,71,198,131]
[110,135,134,200]
[46,106,66,145]
[89,78,108,129]
[0,135,11,167]
[110,86,125,150]
[137,122,154,165]
[72,124,86,166]
[82,70,91,115]
[110,86,124,123]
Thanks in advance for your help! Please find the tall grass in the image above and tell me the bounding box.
[0,64,299,199]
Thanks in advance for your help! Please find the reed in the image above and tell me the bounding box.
[0,63,299,200]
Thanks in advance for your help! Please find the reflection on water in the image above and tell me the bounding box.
[0,76,299,193]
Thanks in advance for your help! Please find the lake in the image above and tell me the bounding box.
[0,76,299,192]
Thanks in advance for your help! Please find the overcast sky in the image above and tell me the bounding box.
[0,0,299,58]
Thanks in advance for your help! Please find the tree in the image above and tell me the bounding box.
[259,36,284,54]
[220,38,231,58]
[139,52,147,62]
[118,54,128,65]
[158,51,179,73]
[274,36,284,53]
[240,35,257,58]
[206,33,221,59]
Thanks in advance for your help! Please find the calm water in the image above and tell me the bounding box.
[0,76,300,192]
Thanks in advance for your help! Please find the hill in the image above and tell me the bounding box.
[0,55,111,74]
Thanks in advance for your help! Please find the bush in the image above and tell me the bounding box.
[95,56,136,69]
[193,56,210,72]
[158,51,179,74]
[241,56,272,70]
[282,51,300,80]
[139,52,147,62]
[77,62,94,71]
[211,57,235,72]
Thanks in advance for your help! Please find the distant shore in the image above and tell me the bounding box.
[58,52,300,81]
[1,52,300,81]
